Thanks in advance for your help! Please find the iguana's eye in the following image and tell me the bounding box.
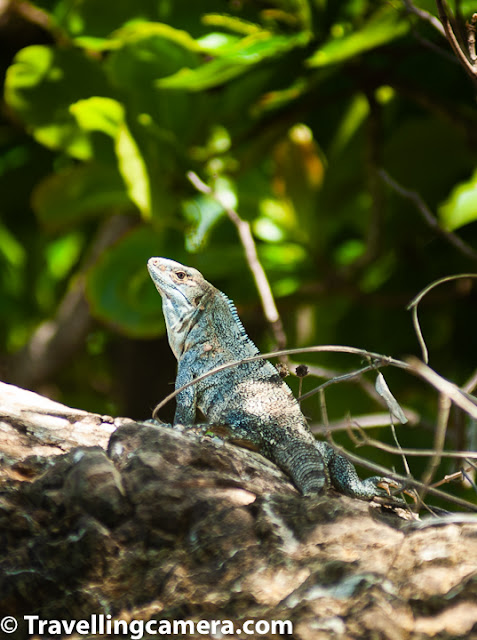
[175,271,186,280]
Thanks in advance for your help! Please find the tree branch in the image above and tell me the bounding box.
[187,171,287,351]
[435,0,477,83]
[379,169,477,264]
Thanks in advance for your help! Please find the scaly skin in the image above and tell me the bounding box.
[148,257,399,501]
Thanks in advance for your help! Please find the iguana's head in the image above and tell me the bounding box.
[147,257,211,357]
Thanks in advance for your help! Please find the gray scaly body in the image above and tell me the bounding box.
[148,257,397,501]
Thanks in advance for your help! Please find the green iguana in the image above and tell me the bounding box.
[148,257,399,501]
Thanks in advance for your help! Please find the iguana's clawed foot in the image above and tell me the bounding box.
[360,476,407,505]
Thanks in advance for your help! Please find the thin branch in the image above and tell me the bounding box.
[312,410,420,433]
[406,274,477,363]
[153,342,477,425]
[402,0,445,35]
[420,393,452,493]
[152,345,411,420]
[290,360,383,405]
[326,439,477,512]
[406,356,477,420]
[332,427,477,459]
[298,364,377,402]
[464,368,477,394]
[379,169,477,264]
[150,341,477,510]
[390,418,411,476]
[431,469,463,488]
[435,0,477,83]
[187,171,287,350]
[467,13,477,67]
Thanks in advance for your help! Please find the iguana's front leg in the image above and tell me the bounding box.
[174,354,197,425]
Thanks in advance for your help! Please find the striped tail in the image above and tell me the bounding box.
[272,441,329,495]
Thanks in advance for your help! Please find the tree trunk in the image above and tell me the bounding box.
[1,381,476,639]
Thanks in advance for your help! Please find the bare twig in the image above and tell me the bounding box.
[390,418,411,476]
[151,341,477,511]
[327,439,477,512]
[290,360,383,405]
[313,410,419,433]
[435,0,477,83]
[152,344,411,420]
[467,13,477,66]
[153,343,477,424]
[402,0,445,35]
[431,468,470,488]
[406,274,477,363]
[298,364,377,402]
[420,393,452,494]
[187,171,287,350]
[406,356,477,420]
[330,427,477,459]
[464,368,477,394]
[379,170,477,265]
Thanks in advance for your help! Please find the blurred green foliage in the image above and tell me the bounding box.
[1,0,477,502]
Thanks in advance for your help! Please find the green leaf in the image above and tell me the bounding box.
[45,232,84,279]
[5,46,112,159]
[70,97,124,137]
[439,170,477,230]
[201,14,261,36]
[158,31,310,91]
[0,222,26,267]
[106,25,202,133]
[115,121,151,217]
[307,8,409,68]
[86,226,170,337]
[112,21,202,54]
[32,163,132,229]
[183,189,228,252]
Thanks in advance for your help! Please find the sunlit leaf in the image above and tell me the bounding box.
[183,196,225,251]
[45,232,84,279]
[201,14,261,36]
[70,97,124,137]
[439,169,477,230]
[0,223,25,267]
[5,46,111,159]
[158,32,310,91]
[106,25,207,145]
[116,122,151,218]
[307,8,408,67]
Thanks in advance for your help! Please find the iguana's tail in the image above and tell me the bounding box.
[272,442,329,495]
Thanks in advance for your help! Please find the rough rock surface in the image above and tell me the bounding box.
[1,381,477,639]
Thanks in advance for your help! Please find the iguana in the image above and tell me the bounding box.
[148,257,400,501]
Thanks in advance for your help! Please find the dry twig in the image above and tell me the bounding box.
[406,356,477,420]
[406,274,477,363]
[402,0,445,35]
[379,170,477,265]
[152,344,411,421]
[435,0,477,83]
[420,393,452,495]
[187,171,287,351]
